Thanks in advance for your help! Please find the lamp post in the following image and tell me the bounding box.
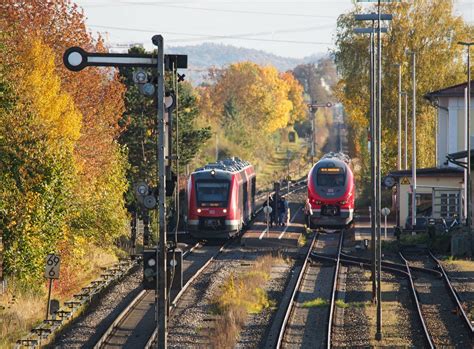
[354,22,382,302]
[394,63,402,170]
[355,1,394,340]
[458,41,473,232]
[406,50,417,229]
[401,91,408,170]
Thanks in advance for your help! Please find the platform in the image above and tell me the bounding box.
[241,205,306,248]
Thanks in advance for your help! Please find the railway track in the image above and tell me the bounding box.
[93,180,308,348]
[400,252,473,348]
[94,241,226,348]
[266,230,343,349]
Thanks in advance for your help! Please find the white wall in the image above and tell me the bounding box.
[399,176,463,226]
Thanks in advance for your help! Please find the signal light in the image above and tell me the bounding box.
[143,248,157,290]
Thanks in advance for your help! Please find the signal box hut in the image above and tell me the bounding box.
[386,80,473,229]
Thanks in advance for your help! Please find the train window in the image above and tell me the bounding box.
[317,173,345,187]
[317,167,345,187]
[196,181,230,206]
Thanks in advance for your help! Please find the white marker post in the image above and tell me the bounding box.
[44,254,60,320]
[381,207,391,239]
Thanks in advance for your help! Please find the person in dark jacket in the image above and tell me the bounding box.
[278,197,286,226]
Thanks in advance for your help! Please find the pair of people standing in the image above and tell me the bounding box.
[265,196,288,227]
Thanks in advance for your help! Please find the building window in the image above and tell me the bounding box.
[434,190,461,218]
[408,193,432,217]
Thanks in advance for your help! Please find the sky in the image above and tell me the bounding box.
[75,0,474,59]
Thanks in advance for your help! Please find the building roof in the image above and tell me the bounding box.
[447,149,474,160]
[388,167,463,178]
[424,80,474,100]
[446,150,474,169]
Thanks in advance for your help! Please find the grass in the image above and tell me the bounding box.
[335,299,349,309]
[209,254,284,348]
[0,243,118,348]
[334,299,368,309]
[0,280,45,348]
[302,297,328,308]
[257,128,313,190]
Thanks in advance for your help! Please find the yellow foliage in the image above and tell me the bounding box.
[210,62,302,134]
[19,39,82,151]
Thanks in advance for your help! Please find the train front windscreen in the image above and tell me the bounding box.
[196,181,230,207]
[316,167,345,187]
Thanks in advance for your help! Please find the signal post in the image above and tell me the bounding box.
[64,37,187,349]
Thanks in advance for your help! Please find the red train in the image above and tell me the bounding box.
[186,158,256,238]
[306,153,355,228]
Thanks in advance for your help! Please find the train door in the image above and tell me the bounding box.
[242,179,248,223]
[250,176,256,216]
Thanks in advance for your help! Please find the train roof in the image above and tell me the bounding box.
[193,157,253,174]
[314,157,348,170]
[320,152,351,164]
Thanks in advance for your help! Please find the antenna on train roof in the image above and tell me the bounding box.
[321,152,351,164]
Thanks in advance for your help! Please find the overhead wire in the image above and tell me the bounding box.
[80,0,340,18]
[89,24,333,45]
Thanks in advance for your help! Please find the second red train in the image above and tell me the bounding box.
[306,152,355,228]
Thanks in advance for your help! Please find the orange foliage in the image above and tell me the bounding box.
[1,0,126,178]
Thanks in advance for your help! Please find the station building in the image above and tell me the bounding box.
[388,80,473,228]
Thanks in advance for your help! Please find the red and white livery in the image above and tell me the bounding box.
[187,158,256,238]
[306,152,355,228]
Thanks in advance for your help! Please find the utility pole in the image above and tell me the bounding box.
[153,35,167,349]
[458,42,473,232]
[394,63,402,170]
[458,42,473,255]
[407,50,417,229]
[309,103,316,164]
[354,12,389,305]
[307,102,333,164]
[401,91,408,170]
[371,22,377,303]
[375,1,383,340]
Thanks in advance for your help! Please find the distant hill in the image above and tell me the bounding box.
[166,43,327,84]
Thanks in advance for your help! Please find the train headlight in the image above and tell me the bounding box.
[339,200,347,205]
[223,209,227,213]
[315,200,322,205]
[197,208,202,213]
[210,169,216,176]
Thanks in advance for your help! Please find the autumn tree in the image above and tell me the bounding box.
[199,62,306,162]
[0,37,81,282]
[118,48,211,209]
[0,0,128,285]
[334,0,471,181]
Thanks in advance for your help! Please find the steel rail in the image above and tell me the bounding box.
[103,178,305,349]
[275,233,318,348]
[399,252,435,349]
[147,186,308,348]
[339,252,442,277]
[326,230,344,349]
[93,289,149,349]
[94,241,202,349]
[312,253,410,278]
[428,251,474,334]
[144,240,230,348]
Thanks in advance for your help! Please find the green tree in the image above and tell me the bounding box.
[334,0,471,181]
[118,49,211,208]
